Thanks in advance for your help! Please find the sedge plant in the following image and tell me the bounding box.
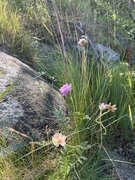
[47,38,135,179]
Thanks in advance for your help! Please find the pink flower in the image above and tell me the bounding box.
[99,103,107,111]
[52,132,67,147]
[106,103,117,112]
[59,83,72,96]
[78,37,87,46]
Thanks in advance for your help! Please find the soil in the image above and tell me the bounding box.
[102,139,135,180]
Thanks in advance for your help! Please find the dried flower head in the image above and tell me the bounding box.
[52,132,67,147]
[99,103,107,111]
[59,83,72,96]
[78,38,87,47]
[106,103,117,112]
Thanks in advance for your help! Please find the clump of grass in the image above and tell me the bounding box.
[0,0,21,48]
[0,0,37,66]
[48,41,135,178]
[0,155,17,180]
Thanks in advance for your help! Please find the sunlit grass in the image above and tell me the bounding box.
[0,0,22,48]
[0,156,17,180]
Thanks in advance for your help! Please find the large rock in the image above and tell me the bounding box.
[94,43,120,65]
[0,51,65,152]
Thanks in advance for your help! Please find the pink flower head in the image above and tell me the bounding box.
[106,102,117,112]
[52,132,67,147]
[78,38,87,47]
[59,83,72,96]
[99,103,107,111]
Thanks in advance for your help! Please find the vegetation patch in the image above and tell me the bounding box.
[0,0,135,179]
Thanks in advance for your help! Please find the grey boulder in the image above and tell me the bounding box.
[0,51,65,153]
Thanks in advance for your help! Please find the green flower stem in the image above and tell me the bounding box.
[69,94,81,143]
[81,48,87,92]
[66,144,91,150]
[95,110,110,147]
